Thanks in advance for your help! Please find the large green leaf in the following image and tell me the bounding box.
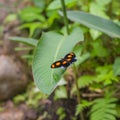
[32,28,84,94]
[65,11,120,38]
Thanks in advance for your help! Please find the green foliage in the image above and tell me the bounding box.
[96,65,118,85]
[116,104,120,118]
[13,83,47,107]
[78,75,96,88]
[89,29,102,40]
[32,27,84,94]
[4,14,17,23]
[73,44,90,66]
[90,97,117,120]
[91,40,109,57]
[19,6,44,22]
[33,0,46,9]
[96,0,111,5]
[0,107,4,112]
[18,6,47,37]
[47,0,77,10]
[9,36,37,64]
[13,94,26,103]
[19,22,48,37]
[8,0,120,119]
[76,100,93,116]
[77,64,118,89]
[113,57,120,76]
[65,11,120,38]
[54,86,67,100]
[9,37,38,47]
[89,1,109,18]
[57,107,66,120]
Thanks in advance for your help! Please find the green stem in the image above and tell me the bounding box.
[73,64,85,120]
[60,0,69,35]
[73,65,80,103]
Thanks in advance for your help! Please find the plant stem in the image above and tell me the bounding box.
[60,0,69,35]
[73,65,85,120]
[73,65,80,103]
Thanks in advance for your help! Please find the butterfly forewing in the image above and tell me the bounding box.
[51,60,62,68]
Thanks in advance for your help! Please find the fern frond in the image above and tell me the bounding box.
[90,97,117,120]
[75,100,93,116]
[78,75,96,88]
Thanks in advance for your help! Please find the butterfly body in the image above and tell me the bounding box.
[51,52,77,68]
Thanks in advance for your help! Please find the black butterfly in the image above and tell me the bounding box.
[51,52,77,68]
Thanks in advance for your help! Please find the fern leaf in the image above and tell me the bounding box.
[78,75,96,88]
[90,97,117,120]
[75,100,93,116]
[104,114,116,120]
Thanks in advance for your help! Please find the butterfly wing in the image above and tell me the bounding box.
[51,59,71,68]
[51,60,63,68]
[61,59,70,68]
[65,52,77,63]
[64,52,76,59]
[51,52,77,69]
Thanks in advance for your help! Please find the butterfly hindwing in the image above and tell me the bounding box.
[65,52,77,63]
[64,52,76,59]
[61,59,70,68]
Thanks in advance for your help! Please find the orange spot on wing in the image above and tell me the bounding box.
[56,62,61,66]
[62,61,67,64]
[67,55,72,58]
[51,64,55,68]
[66,58,71,61]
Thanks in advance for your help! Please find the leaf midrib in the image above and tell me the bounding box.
[50,36,66,84]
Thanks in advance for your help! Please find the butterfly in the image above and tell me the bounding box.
[51,52,77,68]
